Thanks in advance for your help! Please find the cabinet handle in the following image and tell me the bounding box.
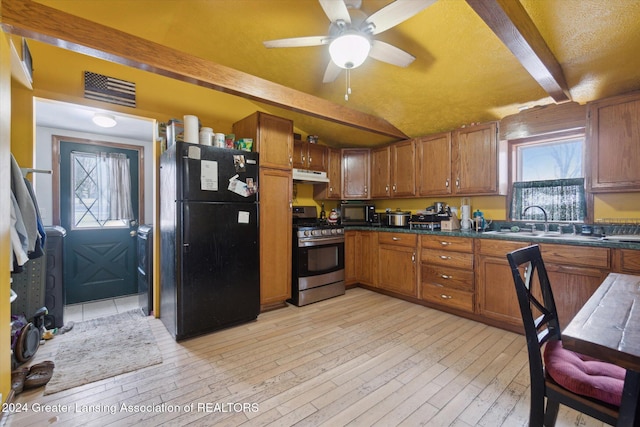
[392,237,401,241]
[440,241,451,246]
[393,184,397,192]
[440,294,452,299]
[445,179,449,188]
[455,178,460,188]
[441,274,452,279]
[302,155,306,163]
[412,252,416,263]
[289,156,293,165]
[329,186,334,192]
[289,201,292,209]
[439,255,452,260]
[385,185,389,192]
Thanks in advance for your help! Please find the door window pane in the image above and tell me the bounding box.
[71,151,127,229]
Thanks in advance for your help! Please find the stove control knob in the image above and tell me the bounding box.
[304,230,311,236]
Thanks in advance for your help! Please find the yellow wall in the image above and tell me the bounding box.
[1,30,13,405]
[594,193,640,221]
[10,83,33,167]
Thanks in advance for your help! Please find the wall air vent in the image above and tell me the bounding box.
[84,71,136,108]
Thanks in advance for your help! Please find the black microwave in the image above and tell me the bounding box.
[341,203,376,225]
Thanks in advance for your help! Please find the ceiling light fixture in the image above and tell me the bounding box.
[92,113,117,128]
[329,32,371,70]
[329,31,371,101]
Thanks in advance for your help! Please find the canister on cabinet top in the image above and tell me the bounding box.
[199,127,213,145]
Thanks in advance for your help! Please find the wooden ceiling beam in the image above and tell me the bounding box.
[466,0,571,103]
[0,0,408,140]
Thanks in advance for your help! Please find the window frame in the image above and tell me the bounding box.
[507,129,593,223]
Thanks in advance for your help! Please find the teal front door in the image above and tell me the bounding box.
[59,140,140,304]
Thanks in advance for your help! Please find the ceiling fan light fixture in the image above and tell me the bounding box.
[329,32,371,69]
[92,113,117,128]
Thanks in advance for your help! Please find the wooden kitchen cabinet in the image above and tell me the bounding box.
[476,239,533,329]
[345,231,357,285]
[342,148,370,199]
[613,248,640,274]
[378,232,417,297]
[476,239,610,331]
[233,112,293,170]
[344,230,378,286]
[587,91,640,192]
[356,231,378,287]
[258,168,292,310]
[452,122,503,195]
[371,145,391,198]
[293,140,326,172]
[419,235,474,313]
[314,147,341,200]
[371,140,416,198]
[416,132,452,196]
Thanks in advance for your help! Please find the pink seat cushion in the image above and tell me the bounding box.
[544,340,626,407]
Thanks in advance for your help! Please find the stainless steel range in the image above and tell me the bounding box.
[290,206,345,306]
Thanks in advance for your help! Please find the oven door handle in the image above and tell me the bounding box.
[298,236,345,247]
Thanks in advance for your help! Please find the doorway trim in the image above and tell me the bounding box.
[51,135,144,226]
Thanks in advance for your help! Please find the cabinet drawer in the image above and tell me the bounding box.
[477,239,528,257]
[378,232,417,247]
[540,243,610,269]
[421,283,474,312]
[421,235,473,252]
[421,265,474,291]
[613,249,640,274]
[421,250,473,269]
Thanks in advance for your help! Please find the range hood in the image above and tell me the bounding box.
[292,168,330,183]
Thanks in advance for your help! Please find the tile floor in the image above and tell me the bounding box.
[62,294,140,323]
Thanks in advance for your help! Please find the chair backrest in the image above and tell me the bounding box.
[506,245,562,394]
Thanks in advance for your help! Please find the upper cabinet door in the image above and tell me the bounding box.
[233,112,293,170]
[453,122,499,195]
[371,145,390,198]
[588,91,640,192]
[342,148,370,200]
[416,133,452,196]
[391,139,416,197]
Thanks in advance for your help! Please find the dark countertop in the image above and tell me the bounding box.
[344,225,640,250]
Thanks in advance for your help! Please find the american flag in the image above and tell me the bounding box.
[84,71,136,107]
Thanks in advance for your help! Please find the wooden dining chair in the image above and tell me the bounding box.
[506,245,625,427]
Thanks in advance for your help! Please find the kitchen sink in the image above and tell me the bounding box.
[483,230,604,242]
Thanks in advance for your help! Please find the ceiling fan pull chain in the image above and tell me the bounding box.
[345,69,352,101]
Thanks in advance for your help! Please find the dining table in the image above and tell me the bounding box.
[562,272,640,426]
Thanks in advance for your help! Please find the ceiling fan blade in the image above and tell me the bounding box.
[263,36,329,49]
[319,0,351,24]
[365,0,436,35]
[323,60,342,83]
[369,40,416,67]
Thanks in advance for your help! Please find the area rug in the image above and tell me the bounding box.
[44,309,162,395]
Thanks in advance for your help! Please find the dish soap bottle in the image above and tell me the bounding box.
[320,202,326,220]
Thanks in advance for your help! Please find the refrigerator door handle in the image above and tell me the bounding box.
[183,203,191,253]
[183,243,191,253]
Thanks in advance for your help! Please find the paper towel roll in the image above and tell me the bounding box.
[183,115,199,144]
[460,205,471,230]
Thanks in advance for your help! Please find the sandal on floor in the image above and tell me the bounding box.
[24,360,55,389]
[11,367,29,394]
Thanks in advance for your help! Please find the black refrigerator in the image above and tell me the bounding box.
[160,142,259,340]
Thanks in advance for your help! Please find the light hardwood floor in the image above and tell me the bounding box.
[5,288,606,426]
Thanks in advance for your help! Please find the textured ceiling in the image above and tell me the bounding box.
[31,0,640,146]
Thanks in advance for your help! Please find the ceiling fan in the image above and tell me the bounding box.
[263,0,436,85]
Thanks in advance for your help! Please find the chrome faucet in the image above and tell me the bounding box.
[523,205,549,233]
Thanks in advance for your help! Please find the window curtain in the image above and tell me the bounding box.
[97,152,134,221]
[510,178,586,222]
